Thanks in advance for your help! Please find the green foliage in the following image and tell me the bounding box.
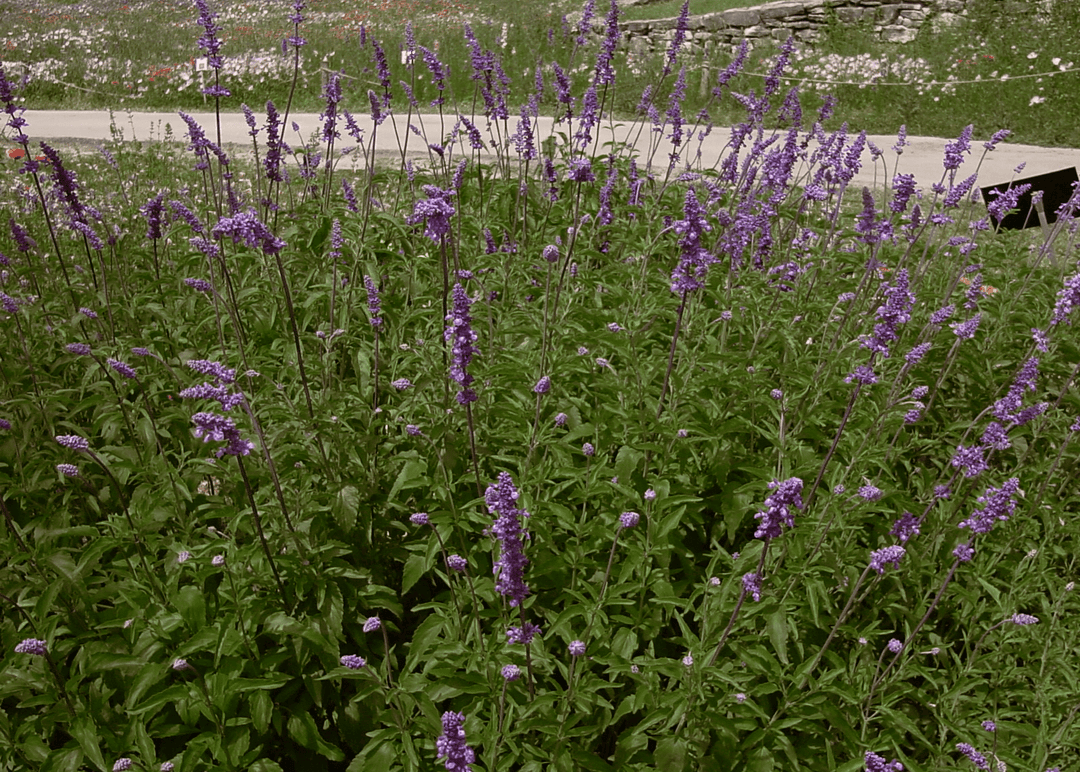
[1,2,1080,771]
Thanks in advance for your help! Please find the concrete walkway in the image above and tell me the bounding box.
[15,109,1080,193]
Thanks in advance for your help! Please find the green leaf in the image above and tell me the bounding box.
[70,715,107,772]
[401,554,425,596]
[388,459,427,502]
[654,738,687,771]
[766,610,789,665]
[250,690,272,734]
[175,585,205,630]
[346,741,396,772]
[288,712,346,761]
[40,747,83,772]
[332,485,360,530]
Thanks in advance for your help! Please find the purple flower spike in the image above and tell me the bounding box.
[363,617,381,633]
[501,664,521,681]
[858,485,883,502]
[408,185,456,242]
[364,275,382,328]
[56,435,89,452]
[108,358,137,380]
[191,412,254,457]
[410,512,429,526]
[568,640,586,657]
[865,751,905,772]
[619,511,640,529]
[436,711,475,772]
[1010,613,1038,625]
[890,512,921,543]
[66,343,92,356]
[487,472,530,607]
[869,546,905,574]
[113,759,133,771]
[445,284,479,405]
[958,478,1020,535]
[753,477,804,540]
[340,654,366,669]
[742,572,762,602]
[56,463,80,478]
[533,376,551,394]
[446,555,467,572]
[506,623,541,644]
[955,743,989,771]
[14,638,47,656]
[185,278,214,293]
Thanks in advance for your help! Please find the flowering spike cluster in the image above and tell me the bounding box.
[487,472,530,606]
[506,623,541,644]
[212,209,286,255]
[890,512,921,543]
[670,188,714,294]
[179,382,244,411]
[864,750,904,772]
[568,640,586,657]
[742,572,762,602]
[56,435,89,452]
[364,275,382,328]
[445,284,478,405]
[436,711,475,771]
[869,546,905,574]
[14,638,47,656]
[191,412,254,458]
[408,185,456,242]
[861,269,913,358]
[753,477,803,540]
[186,360,235,385]
[955,743,989,770]
[107,358,138,380]
[340,654,366,669]
[958,478,1020,535]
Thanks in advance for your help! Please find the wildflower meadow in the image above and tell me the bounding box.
[1,0,1079,770]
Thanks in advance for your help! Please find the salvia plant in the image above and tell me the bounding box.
[0,0,1079,771]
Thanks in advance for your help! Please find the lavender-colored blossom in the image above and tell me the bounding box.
[886,638,903,654]
[582,442,595,457]
[14,638,47,656]
[943,125,973,172]
[951,314,981,340]
[66,343,92,356]
[753,477,803,540]
[858,485,883,502]
[446,555,467,573]
[568,158,594,183]
[845,365,878,385]
[184,278,214,293]
[951,444,988,478]
[861,269,913,358]
[487,472,530,606]
[670,188,714,295]
[408,185,456,242]
[107,358,137,380]
[56,435,89,452]
[57,463,80,478]
[982,720,996,732]
[864,751,904,772]
[958,478,1020,535]
[980,422,1010,451]
[554,412,568,427]
[436,711,475,771]
[191,412,254,458]
[363,617,381,633]
[113,759,132,771]
[930,304,955,325]
[956,743,989,770]
[172,657,192,671]
[890,512,921,543]
[406,425,422,436]
[619,511,640,529]
[391,379,412,391]
[501,664,521,681]
[506,623,541,645]
[410,512,429,526]
[211,555,225,567]
[212,209,285,255]
[954,543,975,562]
[568,640,587,657]
[187,360,235,385]
[869,546,905,574]
[1011,613,1039,625]
[1050,271,1080,326]
[341,654,366,669]
[363,275,382,328]
[176,551,192,564]
[742,572,762,602]
[533,376,551,395]
[904,342,931,366]
[445,284,478,405]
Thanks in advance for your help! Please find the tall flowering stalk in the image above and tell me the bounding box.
[868,477,1022,707]
[445,283,481,495]
[487,472,535,694]
[194,0,230,149]
[658,187,713,419]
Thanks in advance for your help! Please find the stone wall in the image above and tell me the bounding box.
[616,0,971,56]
